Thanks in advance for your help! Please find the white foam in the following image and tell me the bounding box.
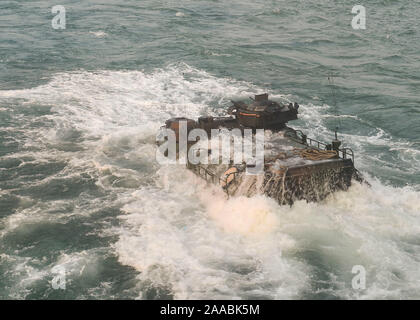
[0,253,48,299]
[114,171,309,299]
[89,31,107,38]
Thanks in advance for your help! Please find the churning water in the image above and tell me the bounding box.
[0,0,419,299]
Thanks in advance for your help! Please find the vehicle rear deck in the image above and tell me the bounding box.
[187,127,357,205]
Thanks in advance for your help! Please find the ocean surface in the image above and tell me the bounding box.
[0,0,419,299]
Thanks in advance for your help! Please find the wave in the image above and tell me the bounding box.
[1,63,419,299]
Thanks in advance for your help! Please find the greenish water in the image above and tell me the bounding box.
[0,0,419,299]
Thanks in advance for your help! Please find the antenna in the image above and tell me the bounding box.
[327,72,339,114]
[327,73,343,151]
[327,72,342,137]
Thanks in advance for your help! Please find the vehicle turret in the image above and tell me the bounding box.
[229,93,299,130]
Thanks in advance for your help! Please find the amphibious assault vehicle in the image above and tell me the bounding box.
[159,94,363,205]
